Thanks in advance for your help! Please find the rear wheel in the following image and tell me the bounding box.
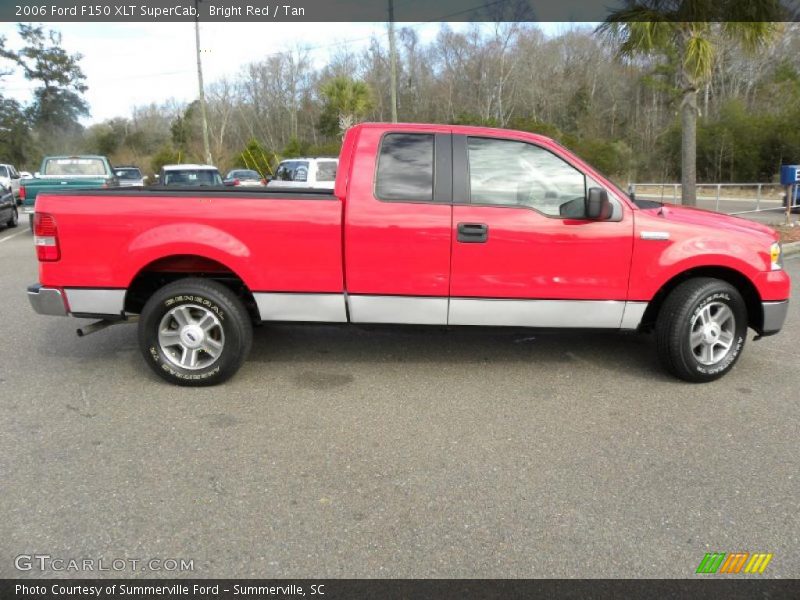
[7,207,18,228]
[656,278,748,382]
[138,278,253,386]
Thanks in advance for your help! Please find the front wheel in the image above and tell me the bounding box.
[656,278,748,382]
[138,278,253,386]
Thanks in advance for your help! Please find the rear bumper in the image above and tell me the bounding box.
[760,300,789,336]
[27,284,68,316]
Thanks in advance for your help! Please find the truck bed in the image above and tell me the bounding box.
[35,187,344,294]
[58,186,336,199]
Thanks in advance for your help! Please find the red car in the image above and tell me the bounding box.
[27,123,790,386]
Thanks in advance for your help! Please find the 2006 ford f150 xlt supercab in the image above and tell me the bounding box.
[27,123,790,386]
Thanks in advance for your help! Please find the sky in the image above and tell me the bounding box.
[0,21,589,125]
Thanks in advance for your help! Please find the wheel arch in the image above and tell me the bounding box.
[124,254,259,322]
[640,266,763,333]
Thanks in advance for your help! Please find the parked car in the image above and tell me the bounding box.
[114,166,147,187]
[159,164,223,187]
[0,163,22,202]
[20,155,118,227]
[27,123,789,386]
[224,169,266,187]
[0,184,18,229]
[267,157,337,190]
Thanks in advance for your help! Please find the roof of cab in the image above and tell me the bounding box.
[161,164,219,170]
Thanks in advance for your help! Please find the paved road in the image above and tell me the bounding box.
[1,223,798,579]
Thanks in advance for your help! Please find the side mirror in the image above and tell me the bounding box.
[586,187,612,220]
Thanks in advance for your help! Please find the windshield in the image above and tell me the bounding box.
[43,158,107,177]
[229,170,260,180]
[163,169,223,186]
[115,168,142,180]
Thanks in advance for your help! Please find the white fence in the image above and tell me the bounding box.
[627,183,798,216]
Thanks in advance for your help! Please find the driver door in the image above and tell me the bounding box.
[448,135,634,327]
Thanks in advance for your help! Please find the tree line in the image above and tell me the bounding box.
[2,21,800,187]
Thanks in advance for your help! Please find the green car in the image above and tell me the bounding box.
[21,155,118,227]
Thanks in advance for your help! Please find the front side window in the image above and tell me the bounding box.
[375,133,434,202]
[467,138,586,217]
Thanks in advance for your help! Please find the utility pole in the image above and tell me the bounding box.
[194,0,213,165]
[388,0,398,122]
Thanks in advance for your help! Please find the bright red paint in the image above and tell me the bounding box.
[36,122,789,312]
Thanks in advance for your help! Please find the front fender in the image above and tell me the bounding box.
[630,230,769,302]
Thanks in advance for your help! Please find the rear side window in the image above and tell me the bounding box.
[316,161,337,182]
[0,166,7,177]
[375,133,434,202]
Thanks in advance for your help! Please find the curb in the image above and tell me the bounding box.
[784,241,800,257]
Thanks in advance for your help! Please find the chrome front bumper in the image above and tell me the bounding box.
[761,300,789,336]
[27,284,68,316]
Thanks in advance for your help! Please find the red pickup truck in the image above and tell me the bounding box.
[27,123,789,386]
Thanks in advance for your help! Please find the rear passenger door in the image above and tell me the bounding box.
[344,128,453,324]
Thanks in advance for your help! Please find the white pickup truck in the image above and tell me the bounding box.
[267,157,338,190]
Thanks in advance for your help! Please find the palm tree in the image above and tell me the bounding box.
[319,77,374,138]
[598,2,780,205]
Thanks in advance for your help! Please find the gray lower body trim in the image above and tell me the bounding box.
[64,288,125,316]
[620,301,647,330]
[348,295,448,325]
[254,293,347,322]
[448,298,628,328]
[761,300,789,335]
[27,285,68,316]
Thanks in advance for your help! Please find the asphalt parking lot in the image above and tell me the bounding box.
[1,222,798,579]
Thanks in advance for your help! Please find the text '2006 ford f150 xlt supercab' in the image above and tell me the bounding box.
[27,123,790,386]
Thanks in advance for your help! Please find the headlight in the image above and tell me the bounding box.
[770,242,783,271]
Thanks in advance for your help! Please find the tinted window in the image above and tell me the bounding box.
[275,161,309,182]
[316,161,337,182]
[468,138,586,217]
[163,170,222,186]
[230,169,260,180]
[375,133,434,202]
[115,168,142,180]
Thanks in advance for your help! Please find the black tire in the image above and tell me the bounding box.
[7,207,18,228]
[138,278,253,386]
[656,278,748,383]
